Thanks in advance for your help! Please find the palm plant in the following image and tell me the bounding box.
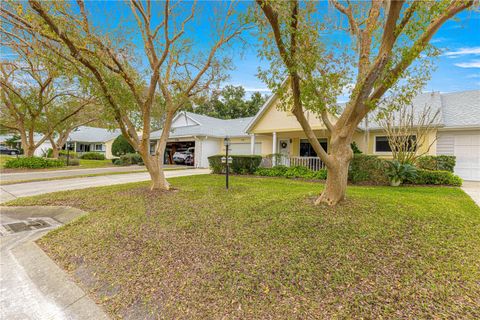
[386,160,417,186]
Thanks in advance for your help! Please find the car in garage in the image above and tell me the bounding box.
[173,147,194,164]
[0,146,21,155]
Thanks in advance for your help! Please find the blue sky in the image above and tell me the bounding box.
[3,1,479,97]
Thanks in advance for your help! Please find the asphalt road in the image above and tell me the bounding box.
[0,168,210,203]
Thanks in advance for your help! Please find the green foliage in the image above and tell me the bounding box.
[255,165,328,180]
[80,152,106,160]
[348,154,388,184]
[417,155,456,172]
[4,157,64,169]
[408,169,462,186]
[47,148,78,159]
[386,160,418,186]
[64,158,80,166]
[208,155,262,174]
[190,86,267,119]
[112,135,135,157]
[350,142,362,154]
[115,153,144,166]
[4,134,20,148]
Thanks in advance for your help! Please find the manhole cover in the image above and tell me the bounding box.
[2,219,51,233]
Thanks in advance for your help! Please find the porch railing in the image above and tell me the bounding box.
[272,155,325,171]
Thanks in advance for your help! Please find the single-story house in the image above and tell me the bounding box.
[67,126,121,159]
[0,133,52,157]
[150,112,268,168]
[246,90,480,181]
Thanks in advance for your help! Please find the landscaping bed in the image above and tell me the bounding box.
[6,175,480,319]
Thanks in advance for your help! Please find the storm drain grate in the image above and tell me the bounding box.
[2,219,51,233]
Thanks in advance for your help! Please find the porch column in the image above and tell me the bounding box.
[250,134,256,155]
[272,132,277,166]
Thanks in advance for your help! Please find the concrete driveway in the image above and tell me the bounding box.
[462,181,480,207]
[0,168,210,203]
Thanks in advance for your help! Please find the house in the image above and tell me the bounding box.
[0,133,52,157]
[246,90,480,181]
[150,112,269,168]
[67,126,121,159]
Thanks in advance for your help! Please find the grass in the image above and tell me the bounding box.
[0,154,15,167]
[7,175,480,319]
[77,159,114,168]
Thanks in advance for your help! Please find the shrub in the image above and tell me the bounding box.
[80,152,106,160]
[255,165,327,180]
[112,135,135,156]
[4,157,64,169]
[385,160,417,186]
[350,141,362,154]
[63,158,80,166]
[116,153,144,166]
[417,155,456,172]
[255,165,289,177]
[208,155,262,174]
[407,169,462,186]
[47,149,79,159]
[348,154,388,184]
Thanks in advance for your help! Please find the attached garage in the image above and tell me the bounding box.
[437,130,480,181]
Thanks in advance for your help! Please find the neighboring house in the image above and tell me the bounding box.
[67,126,121,159]
[0,133,52,157]
[150,112,268,168]
[246,90,480,181]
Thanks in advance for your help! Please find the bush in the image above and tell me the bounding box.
[417,155,456,172]
[46,149,78,159]
[63,158,80,166]
[4,157,64,169]
[208,155,262,174]
[407,169,462,186]
[115,153,144,166]
[80,152,106,160]
[112,135,135,156]
[385,160,417,186]
[255,165,327,180]
[348,154,388,184]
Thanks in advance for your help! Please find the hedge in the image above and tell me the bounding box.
[47,149,78,159]
[416,155,456,172]
[256,165,327,180]
[208,155,262,174]
[407,169,462,186]
[113,153,144,166]
[80,152,106,160]
[348,154,388,184]
[4,157,64,169]
[112,135,135,156]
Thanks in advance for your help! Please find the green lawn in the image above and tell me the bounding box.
[7,175,480,319]
[77,158,114,168]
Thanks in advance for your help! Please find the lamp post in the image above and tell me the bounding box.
[223,136,231,190]
[66,137,72,166]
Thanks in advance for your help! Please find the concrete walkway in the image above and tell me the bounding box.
[0,165,186,183]
[462,181,480,207]
[0,206,109,320]
[0,168,210,203]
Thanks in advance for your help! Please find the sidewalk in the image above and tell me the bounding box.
[0,206,110,320]
[0,168,210,203]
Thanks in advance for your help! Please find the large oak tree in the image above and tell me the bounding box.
[1,0,246,190]
[254,0,475,205]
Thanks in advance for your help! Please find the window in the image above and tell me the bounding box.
[375,135,417,152]
[95,144,103,151]
[300,139,328,157]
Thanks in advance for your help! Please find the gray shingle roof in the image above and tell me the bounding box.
[440,90,480,128]
[69,126,121,143]
[151,112,253,139]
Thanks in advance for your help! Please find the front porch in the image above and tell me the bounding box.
[250,130,331,171]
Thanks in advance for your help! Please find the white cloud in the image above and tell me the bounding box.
[466,74,480,78]
[444,47,480,57]
[454,60,480,68]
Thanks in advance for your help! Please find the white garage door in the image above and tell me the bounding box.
[229,143,261,155]
[437,131,480,181]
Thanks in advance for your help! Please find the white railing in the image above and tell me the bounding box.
[275,155,325,171]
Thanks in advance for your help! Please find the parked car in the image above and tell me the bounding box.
[172,147,194,164]
[0,145,20,155]
[184,154,194,166]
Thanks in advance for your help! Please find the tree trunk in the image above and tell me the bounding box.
[315,137,353,206]
[51,145,60,158]
[142,153,170,191]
